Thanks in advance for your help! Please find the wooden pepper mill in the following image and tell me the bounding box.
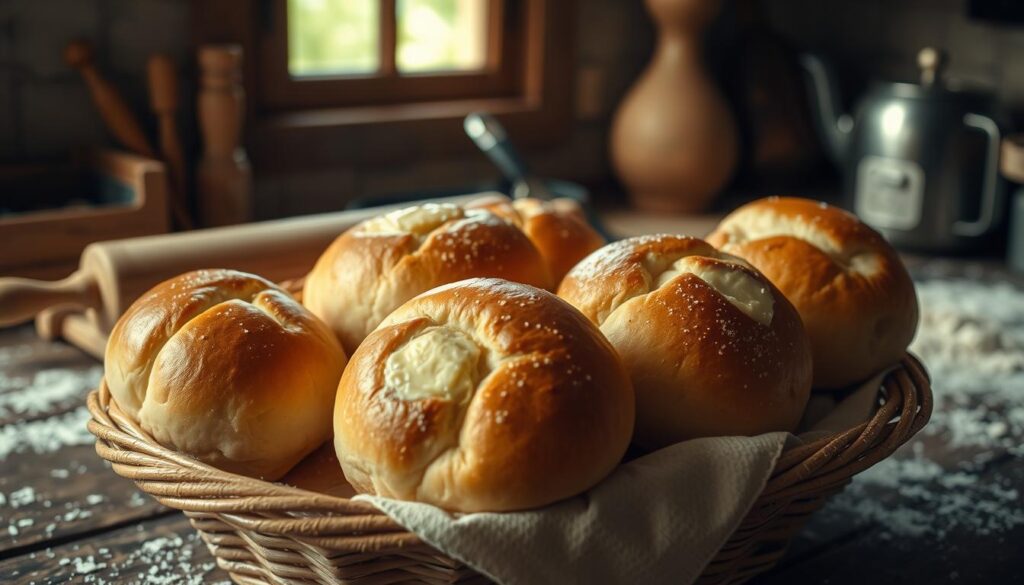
[610,0,738,213]
[196,45,252,227]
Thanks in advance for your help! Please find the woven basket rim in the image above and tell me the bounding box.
[86,355,932,529]
[86,356,932,583]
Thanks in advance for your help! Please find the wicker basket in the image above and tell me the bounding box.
[86,354,930,585]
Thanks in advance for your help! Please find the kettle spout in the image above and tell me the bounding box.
[799,53,852,166]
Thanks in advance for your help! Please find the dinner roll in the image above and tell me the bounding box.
[334,278,634,512]
[105,269,347,480]
[304,203,551,353]
[467,195,605,285]
[706,197,918,389]
[558,235,812,449]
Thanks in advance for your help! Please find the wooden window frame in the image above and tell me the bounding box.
[191,0,575,172]
[262,0,520,109]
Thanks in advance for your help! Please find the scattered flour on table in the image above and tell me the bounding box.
[0,340,221,582]
[71,555,107,575]
[910,279,1024,451]
[9,524,225,584]
[62,532,222,584]
[0,363,101,459]
[8,486,37,508]
[824,278,1024,539]
[3,478,113,539]
[0,406,96,459]
[0,365,102,417]
[0,357,108,539]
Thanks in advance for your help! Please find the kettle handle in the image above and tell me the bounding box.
[955,113,1003,237]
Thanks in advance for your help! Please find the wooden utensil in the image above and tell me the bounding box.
[0,193,489,340]
[65,40,156,159]
[146,54,193,230]
[196,44,252,227]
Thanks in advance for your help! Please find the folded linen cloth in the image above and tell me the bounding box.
[356,371,888,585]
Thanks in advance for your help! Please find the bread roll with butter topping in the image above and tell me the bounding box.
[304,203,551,353]
[334,278,634,512]
[558,235,812,449]
[105,269,347,480]
[467,195,605,285]
[706,197,918,388]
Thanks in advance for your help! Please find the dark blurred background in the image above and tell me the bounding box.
[2,0,1024,261]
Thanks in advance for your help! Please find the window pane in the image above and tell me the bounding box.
[288,0,380,77]
[397,0,488,73]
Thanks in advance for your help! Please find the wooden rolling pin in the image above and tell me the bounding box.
[0,193,488,332]
[65,40,156,159]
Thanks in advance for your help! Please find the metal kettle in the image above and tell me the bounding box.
[802,48,1006,252]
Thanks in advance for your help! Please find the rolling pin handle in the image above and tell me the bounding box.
[0,271,100,328]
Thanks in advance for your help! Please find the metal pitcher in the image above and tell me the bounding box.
[802,48,1006,253]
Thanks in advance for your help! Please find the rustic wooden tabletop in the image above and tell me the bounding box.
[1,256,1022,584]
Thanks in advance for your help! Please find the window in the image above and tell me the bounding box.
[395,0,489,73]
[191,0,573,167]
[261,0,522,109]
[287,0,489,77]
[287,0,382,76]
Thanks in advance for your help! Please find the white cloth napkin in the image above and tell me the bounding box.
[357,434,785,584]
[355,372,889,585]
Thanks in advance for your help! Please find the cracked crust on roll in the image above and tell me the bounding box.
[706,197,918,389]
[303,203,552,354]
[333,278,634,512]
[558,235,812,449]
[105,269,348,480]
[467,196,606,287]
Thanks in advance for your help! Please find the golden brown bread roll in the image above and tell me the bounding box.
[558,235,812,449]
[706,197,918,389]
[467,195,605,285]
[104,269,347,480]
[303,203,551,353]
[333,278,634,512]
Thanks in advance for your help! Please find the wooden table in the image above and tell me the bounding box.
[757,257,1024,584]
[2,255,1022,583]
